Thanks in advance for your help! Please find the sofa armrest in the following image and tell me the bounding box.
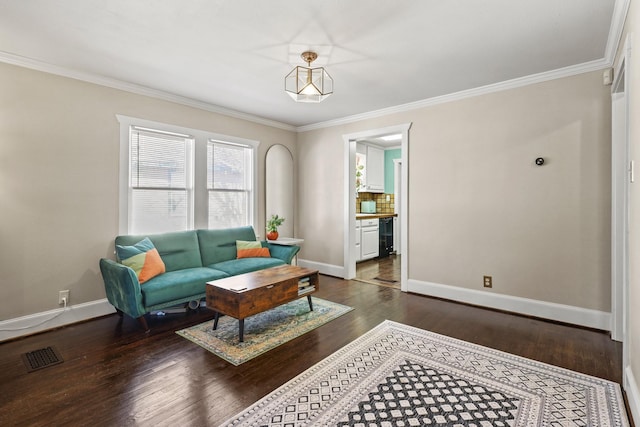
[265,243,300,264]
[99,258,146,318]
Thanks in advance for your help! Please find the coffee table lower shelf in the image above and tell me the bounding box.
[205,265,320,343]
[211,294,314,342]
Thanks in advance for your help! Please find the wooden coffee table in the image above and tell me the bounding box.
[205,265,320,342]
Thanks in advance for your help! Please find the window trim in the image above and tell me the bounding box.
[117,115,259,234]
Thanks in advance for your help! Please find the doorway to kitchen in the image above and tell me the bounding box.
[342,123,411,291]
[355,156,403,288]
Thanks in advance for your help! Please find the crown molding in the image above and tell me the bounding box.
[0,51,296,132]
[604,0,631,65]
[297,58,610,133]
[298,0,631,133]
[0,47,618,136]
[1,0,629,136]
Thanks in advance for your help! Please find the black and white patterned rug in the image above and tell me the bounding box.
[221,320,629,426]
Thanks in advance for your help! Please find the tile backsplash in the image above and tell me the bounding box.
[357,193,395,214]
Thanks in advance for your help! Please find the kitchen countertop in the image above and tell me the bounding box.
[356,213,397,220]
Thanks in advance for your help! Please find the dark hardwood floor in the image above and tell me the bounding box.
[356,254,400,288]
[0,276,628,426]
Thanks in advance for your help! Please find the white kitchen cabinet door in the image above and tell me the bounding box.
[361,227,379,260]
[366,145,384,193]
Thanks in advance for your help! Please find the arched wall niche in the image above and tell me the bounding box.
[265,144,294,238]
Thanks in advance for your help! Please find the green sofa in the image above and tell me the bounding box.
[99,226,300,332]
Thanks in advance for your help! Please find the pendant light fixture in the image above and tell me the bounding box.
[285,51,333,103]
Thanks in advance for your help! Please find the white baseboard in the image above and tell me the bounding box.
[625,366,640,425]
[297,258,345,278]
[407,279,611,330]
[0,299,116,342]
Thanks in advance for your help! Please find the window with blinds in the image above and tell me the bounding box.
[207,140,253,229]
[119,116,258,234]
[129,126,193,234]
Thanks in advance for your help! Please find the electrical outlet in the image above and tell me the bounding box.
[483,276,492,288]
[58,290,70,305]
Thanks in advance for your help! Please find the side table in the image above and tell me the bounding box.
[268,237,304,265]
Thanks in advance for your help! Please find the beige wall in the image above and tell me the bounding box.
[0,62,296,320]
[1,61,613,319]
[298,70,611,311]
[411,72,611,310]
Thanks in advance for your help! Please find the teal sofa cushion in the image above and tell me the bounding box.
[116,230,202,272]
[141,267,229,306]
[209,257,285,276]
[197,227,257,266]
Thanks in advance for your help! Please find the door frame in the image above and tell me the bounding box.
[393,158,402,255]
[343,123,411,291]
[611,34,631,377]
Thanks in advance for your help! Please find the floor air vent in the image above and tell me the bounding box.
[21,346,63,372]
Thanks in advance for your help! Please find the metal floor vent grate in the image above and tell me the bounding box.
[21,346,63,372]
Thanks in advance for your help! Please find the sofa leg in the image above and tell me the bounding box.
[115,308,124,317]
[137,316,150,333]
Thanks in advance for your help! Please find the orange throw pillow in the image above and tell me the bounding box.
[116,237,166,284]
[236,240,271,259]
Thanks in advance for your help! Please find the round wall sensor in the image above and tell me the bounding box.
[535,157,544,166]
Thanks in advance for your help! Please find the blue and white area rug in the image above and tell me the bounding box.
[221,320,629,426]
[177,297,353,366]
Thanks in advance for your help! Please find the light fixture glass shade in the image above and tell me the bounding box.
[285,65,333,103]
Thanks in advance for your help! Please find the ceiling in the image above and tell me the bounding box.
[0,1,626,129]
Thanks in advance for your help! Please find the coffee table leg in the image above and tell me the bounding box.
[213,311,220,330]
[239,319,245,342]
[307,295,314,311]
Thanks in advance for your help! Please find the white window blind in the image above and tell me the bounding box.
[129,126,193,234]
[207,140,253,229]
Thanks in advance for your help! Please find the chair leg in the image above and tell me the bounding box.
[137,316,150,333]
[115,308,124,317]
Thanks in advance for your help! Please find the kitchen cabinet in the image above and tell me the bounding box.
[356,143,385,193]
[365,145,384,192]
[360,218,379,260]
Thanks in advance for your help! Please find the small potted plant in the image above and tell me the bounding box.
[266,214,285,240]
